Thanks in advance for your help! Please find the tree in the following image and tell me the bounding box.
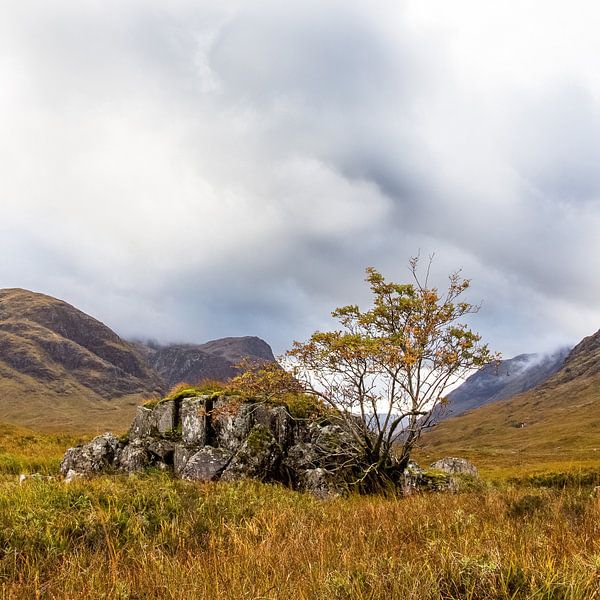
[229,357,303,401]
[287,256,496,489]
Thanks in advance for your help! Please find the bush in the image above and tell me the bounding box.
[506,494,547,519]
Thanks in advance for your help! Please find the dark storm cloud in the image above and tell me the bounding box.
[1,0,599,356]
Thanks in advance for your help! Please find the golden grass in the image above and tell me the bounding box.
[0,373,144,433]
[0,391,599,600]
[419,374,600,476]
[0,472,598,599]
[0,422,87,474]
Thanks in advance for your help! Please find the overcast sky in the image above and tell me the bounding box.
[1,0,599,356]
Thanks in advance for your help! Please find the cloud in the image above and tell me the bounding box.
[1,0,599,356]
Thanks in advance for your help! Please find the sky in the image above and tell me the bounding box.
[1,0,600,357]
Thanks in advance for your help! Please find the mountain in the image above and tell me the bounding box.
[420,329,600,471]
[0,289,278,431]
[0,288,164,431]
[438,349,569,421]
[133,337,276,388]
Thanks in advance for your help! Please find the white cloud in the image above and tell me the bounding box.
[1,0,599,356]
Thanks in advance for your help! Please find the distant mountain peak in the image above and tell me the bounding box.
[0,288,275,431]
[547,328,600,385]
[133,336,276,389]
[439,347,570,421]
[0,287,162,397]
[422,327,600,464]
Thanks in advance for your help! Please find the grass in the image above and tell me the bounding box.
[0,372,144,433]
[418,372,600,478]
[0,474,599,599]
[0,422,86,475]
[161,381,230,404]
[1,381,600,599]
[0,418,599,600]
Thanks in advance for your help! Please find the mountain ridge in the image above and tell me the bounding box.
[132,336,276,388]
[0,288,162,398]
[0,288,276,431]
[420,328,600,470]
[437,348,570,421]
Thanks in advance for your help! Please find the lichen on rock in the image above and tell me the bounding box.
[430,457,478,477]
[60,394,475,497]
[60,394,365,496]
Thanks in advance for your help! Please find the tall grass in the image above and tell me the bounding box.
[0,473,599,599]
[0,424,85,475]
[1,425,599,598]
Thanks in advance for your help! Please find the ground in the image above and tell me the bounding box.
[0,424,599,599]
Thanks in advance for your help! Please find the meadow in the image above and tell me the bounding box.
[0,427,599,599]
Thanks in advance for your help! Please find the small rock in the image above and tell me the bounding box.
[64,469,83,483]
[297,468,343,499]
[17,473,53,484]
[129,406,155,440]
[212,400,255,452]
[221,424,281,482]
[430,457,478,477]
[146,439,176,464]
[60,433,121,477]
[173,443,196,477]
[251,404,295,448]
[118,441,151,472]
[154,400,177,435]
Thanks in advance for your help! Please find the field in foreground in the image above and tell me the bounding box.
[0,473,599,599]
[1,426,600,599]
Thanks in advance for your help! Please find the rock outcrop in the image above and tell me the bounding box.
[61,395,366,497]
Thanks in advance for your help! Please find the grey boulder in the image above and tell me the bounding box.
[181,446,232,482]
[60,433,121,477]
[430,457,478,477]
[221,424,281,482]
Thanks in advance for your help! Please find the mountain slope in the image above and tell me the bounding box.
[0,288,163,431]
[438,349,569,421]
[420,329,600,471]
[135,337,276,388]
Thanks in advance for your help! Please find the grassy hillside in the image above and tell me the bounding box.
[438,349,568,422]
[0,288,163,431]
[0,374,142,433]
[419,329,600,476]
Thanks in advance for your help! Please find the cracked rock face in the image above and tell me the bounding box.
[61,433,121,475]
[60,395,365,496]
[221,424,281,482]
[180,397,208,445]
[181,446,232,481]
[59,395,473,497]
[118,441,150,473]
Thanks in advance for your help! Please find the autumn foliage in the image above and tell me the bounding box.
[287,257,497,487]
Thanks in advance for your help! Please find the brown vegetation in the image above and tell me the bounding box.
[0,473,599,599]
